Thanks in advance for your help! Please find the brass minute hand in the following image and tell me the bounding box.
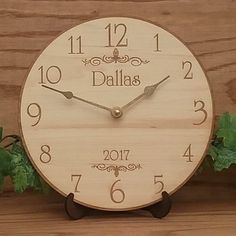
[121,75,170,110]
[41,85,111,112]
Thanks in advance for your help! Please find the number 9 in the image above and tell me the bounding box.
[27,103,41,126]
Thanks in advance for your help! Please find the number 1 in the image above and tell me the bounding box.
[154,33,161,52]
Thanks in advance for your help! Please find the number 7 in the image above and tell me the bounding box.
[71,174,82,193]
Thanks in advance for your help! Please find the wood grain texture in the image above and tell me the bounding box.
[0,0,236,209]
[0,0,236,135]
[1,190,236,235]
[19,16,214,210]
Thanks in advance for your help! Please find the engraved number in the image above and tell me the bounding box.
[38,65,62,84]
[105,23,128,47]
[183,144,193,162]
[40,145,51,163]
[68,36,84,54]
[104,149,130,161]
[194,100,207,125]
[71,175,82,193]
[182,61,193,79]
[154,175,164,194]
[27,103,41,127]
[154,33,161,52]
[110,179,125,203]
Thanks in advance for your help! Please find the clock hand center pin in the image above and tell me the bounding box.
[110,106,123,119]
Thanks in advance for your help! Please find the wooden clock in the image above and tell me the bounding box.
[20,17,213,213]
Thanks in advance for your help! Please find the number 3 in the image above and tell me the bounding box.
[193,100,207,125]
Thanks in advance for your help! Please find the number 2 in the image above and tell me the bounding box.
[182,61,193,79]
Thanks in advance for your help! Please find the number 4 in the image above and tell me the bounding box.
[183,144,193,162]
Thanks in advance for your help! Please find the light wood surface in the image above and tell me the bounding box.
[0,0,236,233]
[1,188,236,236]
[0,0,236,135]
[0,0,235,189]
[19,17,213,210]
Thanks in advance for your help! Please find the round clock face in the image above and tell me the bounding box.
[20,17,213,211]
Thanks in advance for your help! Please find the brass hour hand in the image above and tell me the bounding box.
[41,85,112,112]
[122,75,170,111]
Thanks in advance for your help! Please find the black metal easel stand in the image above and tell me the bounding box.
[65,191,172,220]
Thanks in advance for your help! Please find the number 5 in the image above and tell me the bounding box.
[154,175,164,194]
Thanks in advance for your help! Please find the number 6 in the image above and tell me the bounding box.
[110,180,125,203]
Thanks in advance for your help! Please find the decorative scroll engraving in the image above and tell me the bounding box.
[82,48,149,67]
[91,163,142,177]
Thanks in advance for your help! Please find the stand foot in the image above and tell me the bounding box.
[65,191,171,220]
[65,193,88,220]
[145,191,172,218]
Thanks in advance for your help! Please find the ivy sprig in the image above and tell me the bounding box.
[0,129,50,193]
[208,112,236,171]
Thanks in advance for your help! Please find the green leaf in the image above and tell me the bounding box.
[26,166,42,191]
[208,144,236,171]
[39,177,51,194]
[216,112,236,149]
[0,147,12,176]
[11,166,28,193]
[208,145,218,160]
[9,143,51,193]
[0,174,4,192]
[195,155,213,175]
[11,142,25,155]
[0,138,51,193]
[0,127,3,141]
